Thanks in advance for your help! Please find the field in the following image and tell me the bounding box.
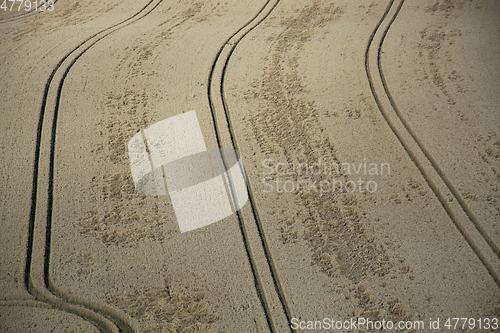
[1,0,499,332]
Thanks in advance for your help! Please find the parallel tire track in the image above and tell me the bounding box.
[365,0,500,286]
[25,1,165,332]
[375,0,500,260]
[207,0,295,332]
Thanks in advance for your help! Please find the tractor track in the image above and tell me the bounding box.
[24,0,165,332]
[207,0,295,332]
[366,0,500,287]
[23,0,294,332]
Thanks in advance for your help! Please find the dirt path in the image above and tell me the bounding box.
[1,0,499,332]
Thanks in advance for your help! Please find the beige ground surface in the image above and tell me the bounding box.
[1,0,499,332]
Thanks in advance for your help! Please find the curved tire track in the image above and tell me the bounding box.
[207,0,295,332]
[365,0,500,286]
[26,1,165,332]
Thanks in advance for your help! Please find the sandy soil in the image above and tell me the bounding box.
[1,0,499,332]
